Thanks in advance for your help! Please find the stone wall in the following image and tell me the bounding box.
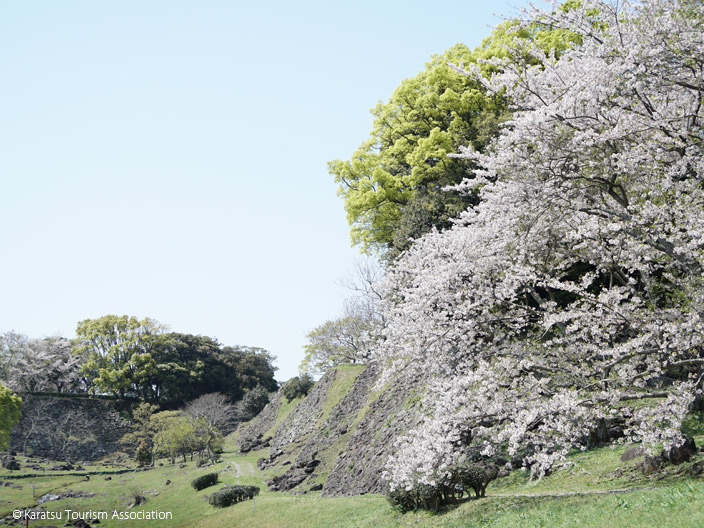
[322,365,424,496]
[9,395,131,461]
[245,363,426,496]
[237,383,287,452]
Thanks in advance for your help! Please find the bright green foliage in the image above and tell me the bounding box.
[153,410,199,463]
[74,315,166,399]
[0,382,21,450]
[123,404,202,465]
[330,22,575,258]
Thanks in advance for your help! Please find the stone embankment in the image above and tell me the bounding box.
[237,363,425,496]
[9,395,130,461]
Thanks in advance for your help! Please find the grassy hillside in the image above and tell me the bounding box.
[3,374,703,527]
[2,431,704,528]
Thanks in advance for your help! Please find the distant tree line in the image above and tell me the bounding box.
[0,315,278,408]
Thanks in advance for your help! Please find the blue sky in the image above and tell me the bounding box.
[1,0,533,381]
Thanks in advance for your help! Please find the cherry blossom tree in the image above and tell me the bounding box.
[381,0,704,494]
[0,333,84,393]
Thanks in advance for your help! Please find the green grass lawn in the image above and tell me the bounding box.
[3,429,704,528]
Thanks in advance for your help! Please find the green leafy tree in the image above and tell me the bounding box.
[215,346,278,401]
[0,382,22,450]
[123,405,199,465]
[155,412,197,463]
[283,374,315,402]
[330,22,575,258]
[74,315,166,399]
[241,385,270,418]
[74,317,277,406]
[146,334,278,406]
[121,402,159,464]
[147,333,222,406]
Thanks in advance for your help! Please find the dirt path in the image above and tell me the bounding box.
[231,461,255,477]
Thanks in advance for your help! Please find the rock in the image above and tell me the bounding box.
[309,483,323,491]
[608,426,625,440]
[165,480,171,485]
[640,455,663,475]
[49,464,74,471]
[240,434,273,453]
[1,456,20,471]
[687,460,704,477]
[267,469,310,491]
[37,493,62,504]
[662,435,696,465]
[238,362,433,497]
[620,446,646,462]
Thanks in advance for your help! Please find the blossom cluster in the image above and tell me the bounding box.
[381,0,704,490]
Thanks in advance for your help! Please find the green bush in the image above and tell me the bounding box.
[191,472,219,491]
[208,484,260,508]
[283,374,315,402]
[242,385,270,417]
[385,482,443,513]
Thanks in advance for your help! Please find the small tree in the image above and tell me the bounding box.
[152,411,196,463]
[241,386,270,419]
[185,393,236,463]
[301,259,384,376]
[121,402,159,464]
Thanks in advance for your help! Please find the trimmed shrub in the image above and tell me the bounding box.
[191,472,219,491]
[208,485,260,508]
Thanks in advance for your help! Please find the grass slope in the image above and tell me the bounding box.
[3,438,704,528]
[2,382,704,527]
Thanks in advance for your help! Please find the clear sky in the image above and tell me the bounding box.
[1,0,533,382]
